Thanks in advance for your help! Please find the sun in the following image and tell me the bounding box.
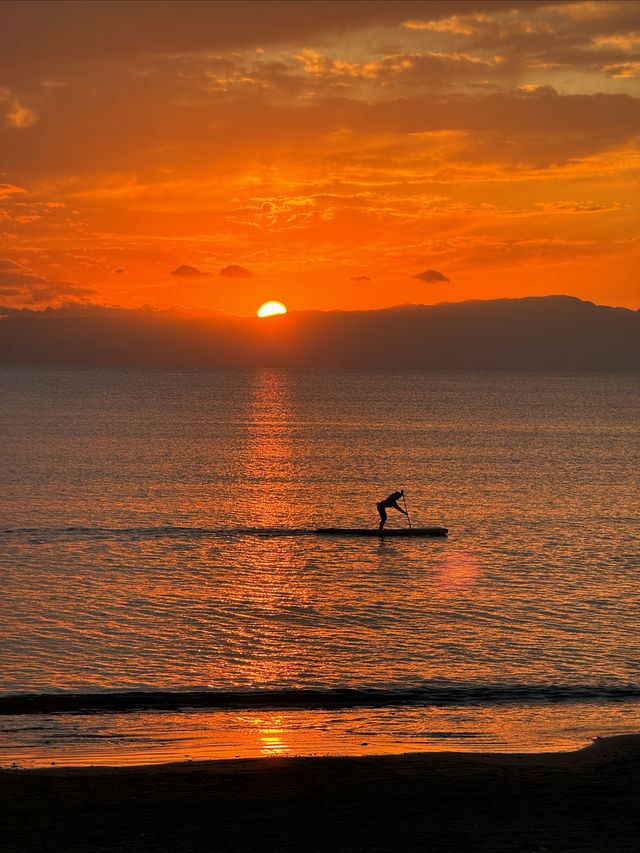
[257,301,287,318]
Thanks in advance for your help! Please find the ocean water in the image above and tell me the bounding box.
[1,366,639,766]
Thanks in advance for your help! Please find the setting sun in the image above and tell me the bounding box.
[257,301,287,318]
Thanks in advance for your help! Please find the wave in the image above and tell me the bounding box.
[0,525,313,542]
[3,684,640,715]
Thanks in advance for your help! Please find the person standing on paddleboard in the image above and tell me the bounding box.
[376,491,408,530]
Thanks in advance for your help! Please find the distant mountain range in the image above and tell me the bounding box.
[1,296,638,370]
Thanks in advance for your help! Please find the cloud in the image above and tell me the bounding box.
[0,259,22,270]
[0,2,552,83]
[602,62,640,78]
[2,51,638,188]
[0,270,97,305]
[0,1,636,317]
[220,264,253,278]
[170,264,207,277]
[0,302,159,318]
[291,48,504,94]
[0,271,52,286]
[412,269,450,284]
[0,86,38,128]
[535,200,622,214]
[595,31,640,50]
[5,101,38,128]
[0,183,27,199]
[437,235,610,270]
[400,3,640,86]
[0,302,227,320]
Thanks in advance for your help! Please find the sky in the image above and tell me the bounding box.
[0,0,639,317]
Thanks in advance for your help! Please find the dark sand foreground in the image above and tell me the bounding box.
[3,735,640,852]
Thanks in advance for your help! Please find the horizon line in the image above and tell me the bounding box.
[1,293,638,322]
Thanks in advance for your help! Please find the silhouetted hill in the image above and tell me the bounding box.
[1,296,638,370]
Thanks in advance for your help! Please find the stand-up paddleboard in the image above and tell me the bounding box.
[315,527,448,537]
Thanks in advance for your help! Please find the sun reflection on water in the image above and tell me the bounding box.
[243,368,297,526]
[238,714,291,756]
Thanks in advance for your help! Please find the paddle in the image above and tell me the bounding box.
[401,490,412,528]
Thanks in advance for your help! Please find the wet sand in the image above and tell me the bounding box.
[3,735,640,852]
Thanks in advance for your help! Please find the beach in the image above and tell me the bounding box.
[4,734,640,852]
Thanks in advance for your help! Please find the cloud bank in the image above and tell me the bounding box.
[0,0,637,314]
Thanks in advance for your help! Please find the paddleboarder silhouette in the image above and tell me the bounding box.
[376,490,408,530]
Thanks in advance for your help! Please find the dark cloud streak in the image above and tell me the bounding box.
[0,1,558,81]
[2,81,638,183]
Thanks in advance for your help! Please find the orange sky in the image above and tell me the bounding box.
[1,0,639,316]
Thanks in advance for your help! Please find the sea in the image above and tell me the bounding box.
[1,366,638,767]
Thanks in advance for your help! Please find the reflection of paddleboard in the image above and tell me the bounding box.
[315,527,448,537]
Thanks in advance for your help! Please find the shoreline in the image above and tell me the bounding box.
[6,690,640,770]
[4,734,640,851]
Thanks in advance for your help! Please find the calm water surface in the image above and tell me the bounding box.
[1,367,638,765]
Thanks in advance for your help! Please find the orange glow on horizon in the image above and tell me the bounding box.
[0,1,638,314]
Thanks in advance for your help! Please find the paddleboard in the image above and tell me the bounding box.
[315,527,448,537]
